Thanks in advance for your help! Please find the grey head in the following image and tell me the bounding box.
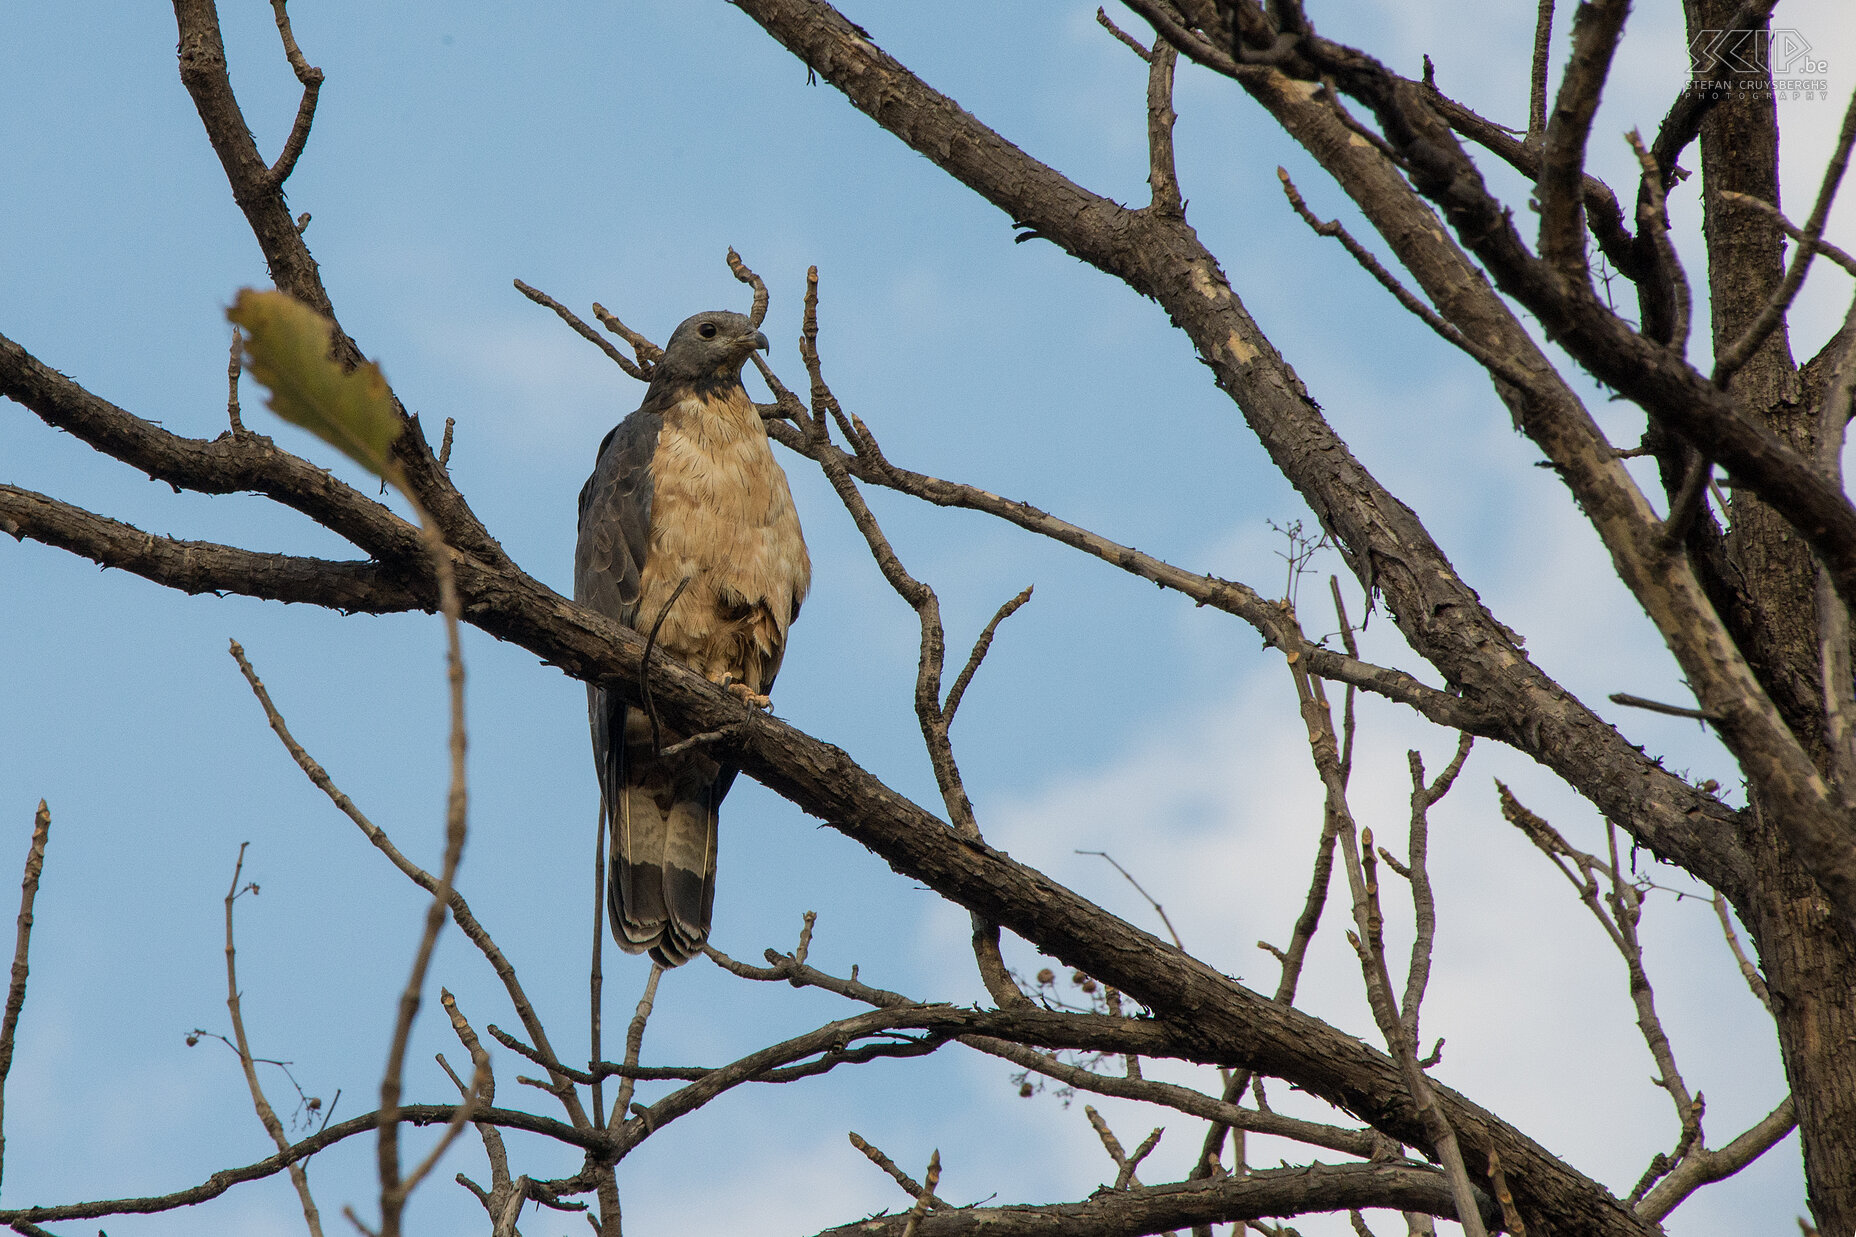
[651,310,770,389]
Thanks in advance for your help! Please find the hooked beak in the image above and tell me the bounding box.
[752,330,770,352]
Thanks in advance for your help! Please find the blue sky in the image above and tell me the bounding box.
[2,2,1850,1233]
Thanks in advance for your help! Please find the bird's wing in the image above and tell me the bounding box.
[575,407,661,937]
[574,408,660,629]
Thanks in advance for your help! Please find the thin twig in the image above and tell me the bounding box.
[1085,1105,1136,1185]
[397,1055,486,1204]
[1278,169,1539,390]
[1711,893,1770,1012]
[1144,40,1183,215]
[1487,1148,1528,1236]
[849,1132,947,1209]
[656,723,745,758]
[1400,735,1471,1042]
[222,843,324,1236]
[1813,299,1856,794]
[1526,0,1556,146]
[0,801,51,1194]
[264,0,324,188]
[1096,7,1152,60]
[1077,850,1184,949]
[514,279,651,382]
[1120,1127,1164,1190]
[1200,618,1352,1182]
[373,504,472,1237]
[226,328,245,432]
[726,248,771,328]
[1329,576,1358,782]
[1499,786,1695,1130]
[943,585,1034,725]
[0,1102,599,1230]
[1721,191,1856,278]
[1609,691,1716,721]
[590,302,664,369]
[438,417,455,470]
[226,643,592,1132]
[1636,1094,1797,1221]
[610,964,662,1129]
[898,1150,941,1237]
[439,990,517,1216]
[1715,85,1856,384]
[1287,652,1487,1237]
[1626,129,1692,352]
[787,265,1027,1009]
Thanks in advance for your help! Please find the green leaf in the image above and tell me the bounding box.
[227,288,402,480]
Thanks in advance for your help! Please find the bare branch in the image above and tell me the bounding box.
[226,327,245,432]
[1499,785,1696,1129]
[264,0,323,188]
[220,844,324,1236]
[730,4,1749,913]
[1488,1148,1529,1237]
[762,420,1490,737]
[1278,168,1538,390]
[1537,0,1629,275]
[1144,41,1183,215]
[727,248,771,327]
[849,1131,948,1209]
[1714,86,1856,385]
[226,640,592,1130]
[1626,129,1692,353]
[1401,736,1472,1040]
[1721,191,1856,278]
[439,990,517,1214]
[0,801,51,1194]
[897,1150,940,1237]
[0,483,422,615]
[972,1033,1381,1160]
[610,964,662,1129]
[1608,692,1716,721]
[172,0,501,562]
[1096,8,1152,60]
[1526,0,1555,145]
[804,1161,1493,1237]
[1637,1095,1798,1222]
[1711,893,1771,1012]
[943,585,1034,725]
[1286,650,1487,1237]
[0,1104,600,1229]
[514,278,651,382]
[1077,851,1184,950]
[590,302,664,369]
[372,505,472,1237]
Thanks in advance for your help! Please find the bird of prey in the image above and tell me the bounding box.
[575,310,810,967]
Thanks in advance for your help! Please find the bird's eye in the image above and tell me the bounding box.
[698,322,718,339]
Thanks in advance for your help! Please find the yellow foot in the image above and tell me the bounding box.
[725,681,772,708]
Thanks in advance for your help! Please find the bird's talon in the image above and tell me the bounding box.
[725,682,772,708]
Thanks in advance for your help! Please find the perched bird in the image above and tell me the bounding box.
[575,310,810,967]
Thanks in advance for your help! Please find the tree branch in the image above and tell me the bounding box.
[808,1161,1494,1237]
[0,802,50,1196]
[0,483,420,613]
[730,0,1749,913]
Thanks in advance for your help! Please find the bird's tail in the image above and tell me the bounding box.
[594,689,722,967]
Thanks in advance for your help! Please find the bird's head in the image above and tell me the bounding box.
[654,311,770,388]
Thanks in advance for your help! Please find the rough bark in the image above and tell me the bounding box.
[1685,2,1856,1230]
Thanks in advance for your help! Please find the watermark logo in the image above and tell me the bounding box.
[1688,28,1830,99]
